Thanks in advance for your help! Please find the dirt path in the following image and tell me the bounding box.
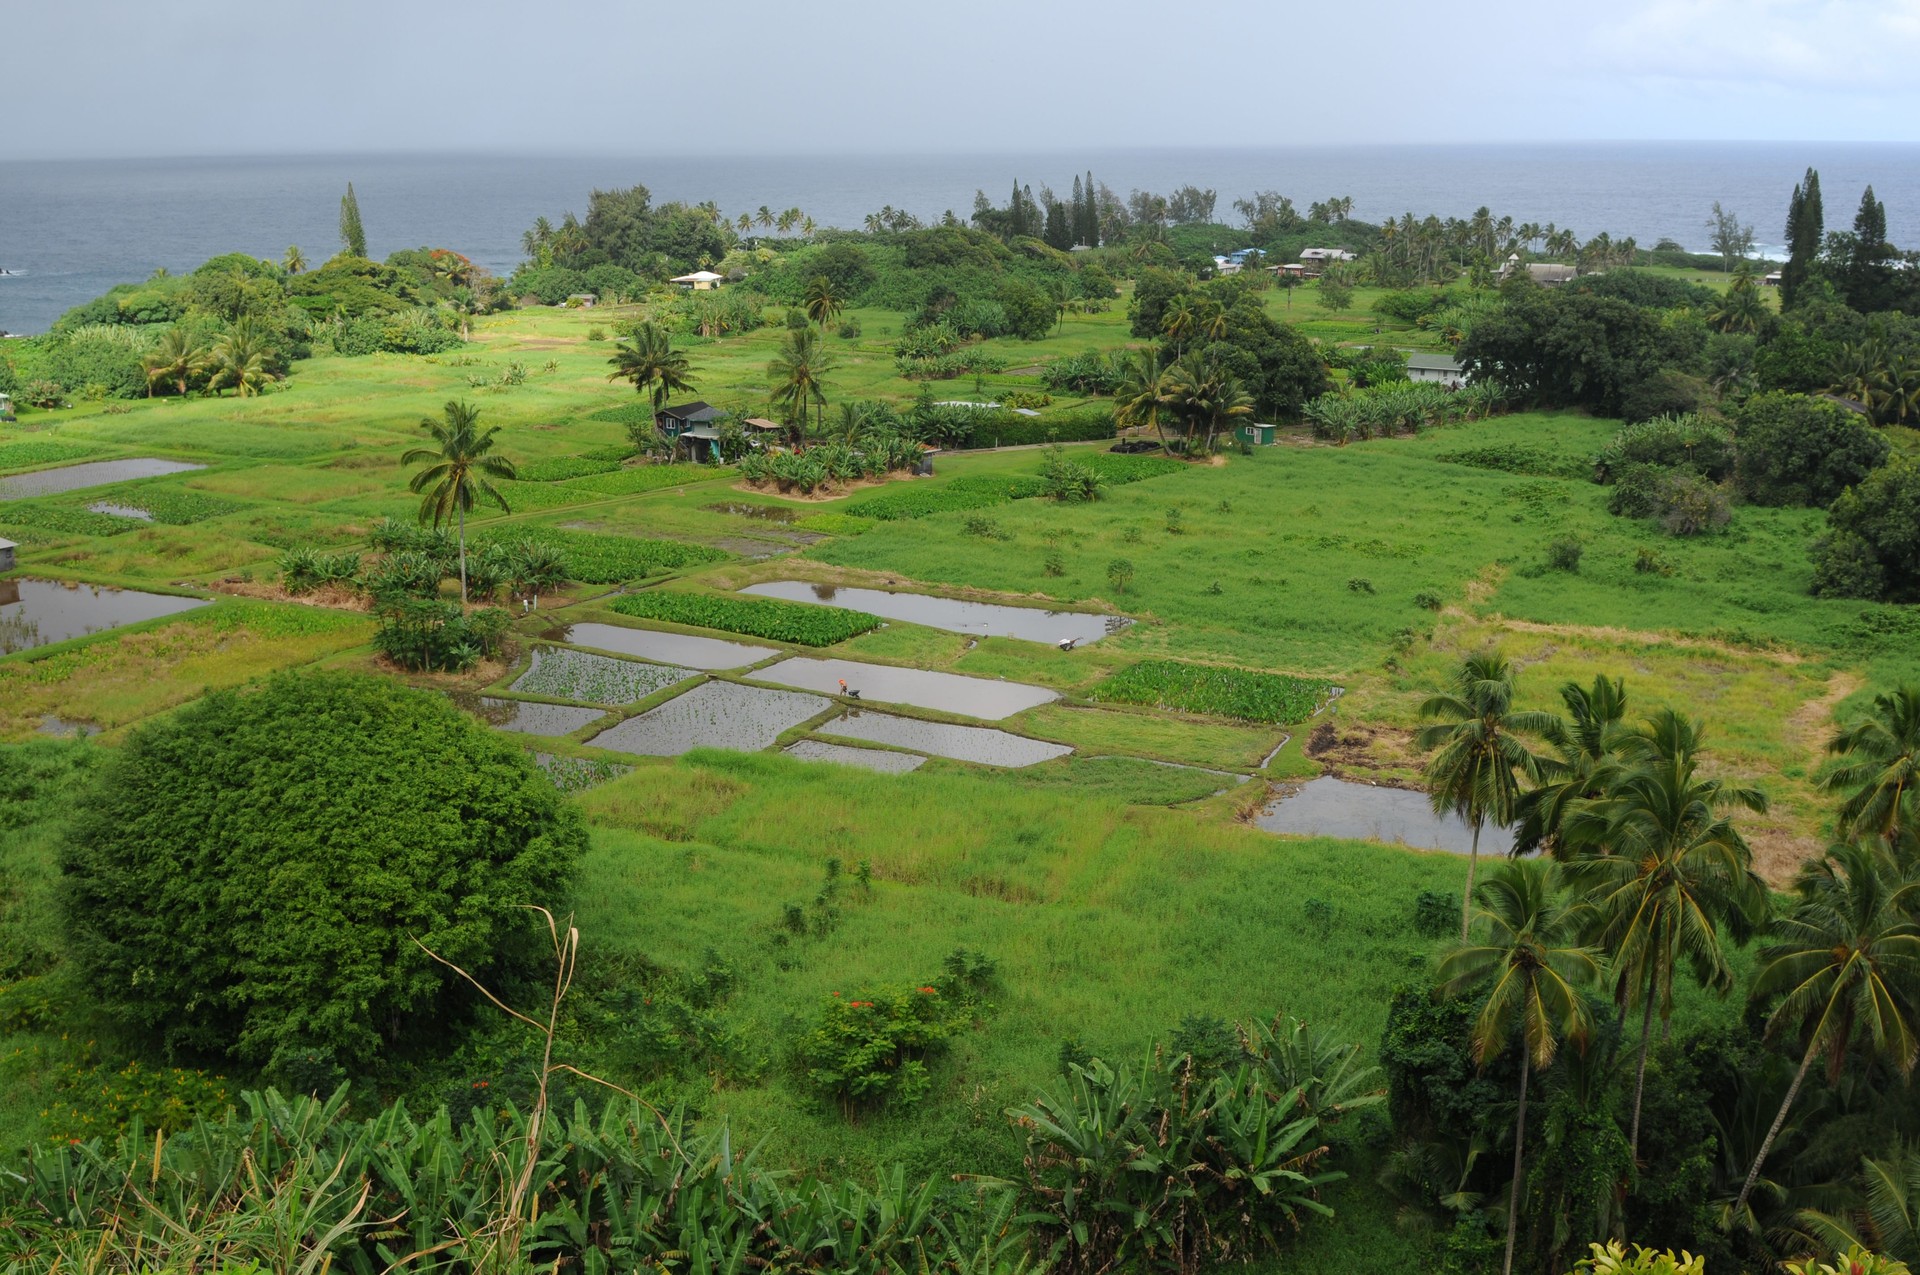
[1785,670,1862,761]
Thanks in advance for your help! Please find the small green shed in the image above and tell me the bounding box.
[1240,422,1277,446]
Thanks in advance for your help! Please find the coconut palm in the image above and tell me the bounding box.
[1710,269,1769,334]
[767,325,837,440]
[606,322,696,410]
[1418,653,1557,941]
[1439,859,1599,1275]
[1825,686,1920,842]
[803,275,843,329]
[1158,351,1252,456]
[1113,346,1171,453]
[735,213,753,236]
[756,205,774,231]
[801,215,817,239]
[1161,294,1202,350]
[1568,709,1769,1161]
[141,326,210,397]
[282,245,307,275]
[402,400,517,605]
[206,318,277,398]
[1512,675,1632,858]
[1735,839,1920,1223]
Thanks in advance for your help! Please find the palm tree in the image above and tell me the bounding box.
[1114,346,1170,453]
[1418,653,1557,941]
[1157,351,1252,456]
[767,326,837,439]
[1569,709,1769,1161]
[1513,676,1632,858]
[282,245,307,275]
[756,205,774,231]
[803,274,843,329]
[801,215,817,240]
[402,400,517,605]
[1735,839,1920,1222]
[206,318,276,398]
[734,212,753,236]
[1825,686,1920,842]
[1161,295,1202,350]
[1439,859,1600,1275]
[1710,270,1768,334]
[606,322,696,410]
[141,326,210,397]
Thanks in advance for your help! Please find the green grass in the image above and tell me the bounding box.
[608,589,880,646]
[481,527,728,583]
[0,439,104,473]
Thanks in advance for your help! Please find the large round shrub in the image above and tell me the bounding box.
[60,672,586,1077]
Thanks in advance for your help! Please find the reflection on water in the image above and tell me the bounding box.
[784,739,927,774]
[587,681,829,756]
[752,657,1056,720]
[742,580,1128,645]
[447,693,607,736]
[85,501,153,520]
[819,711,1073,768]
[543,621,775,670]
[511,646,698,705]
[0,578,208,655]
[704,502,803,522]
[0,458,204,499]
[1256,776,1516,855]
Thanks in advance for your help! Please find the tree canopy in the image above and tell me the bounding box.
[59,672,586,1080]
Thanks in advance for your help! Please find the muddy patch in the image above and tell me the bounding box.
[1258,775,1513,855]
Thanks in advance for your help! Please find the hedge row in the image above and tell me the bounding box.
[607,590,880,646]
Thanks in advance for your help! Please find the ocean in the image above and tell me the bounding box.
[5,142,1920,336]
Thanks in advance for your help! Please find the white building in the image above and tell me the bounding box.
[1405,352,1465,385]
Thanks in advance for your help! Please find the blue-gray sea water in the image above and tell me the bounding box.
[5,143,1920,335]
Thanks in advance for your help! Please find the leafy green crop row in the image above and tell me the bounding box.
[1078,453,1186,485]
[846,475,1048,521]
[481,528,725,583]
[0,503,139,537]
[1089,660,1332,724]
[0,440,99,473]
[111,489,246,525]
[513,455,623,483]
[608,590,880,646]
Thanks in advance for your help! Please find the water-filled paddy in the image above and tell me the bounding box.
[1256,775,1514,855]
[85,501,152,521]
[742,580,1125,645]
[818,711,1073,768]
[511,646,697,705]
[751,657,1057,720]
[0,459,204,499]
[0,578,207,655]
[545,620,776,670]
[783,739,927,774]
[448,693,606,736]
[588,681,830,756]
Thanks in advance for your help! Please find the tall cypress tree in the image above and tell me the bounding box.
[1085,170,1100,247]
[1070,175,1086,247]
[1780,167,1823,311]
[1841,184,1892,312]
[339,182,367,259]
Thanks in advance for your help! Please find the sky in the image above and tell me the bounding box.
[4,0,1920,158]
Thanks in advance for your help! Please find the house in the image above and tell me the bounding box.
[1239,422,1278,446]
[1212,256,1243,276]
[1273,262,1309,279]
[670,270,725,291]
[0,538,14,572]
[565,293,597,308]
[743,416,785,441]
[0,392,12,422]
[1299,247,1356,264]
[655,401,729,462]
[1762,272,1784,287]
[1405,352,1465,385]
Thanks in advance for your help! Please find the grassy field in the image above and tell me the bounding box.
[0,268,1887,1265]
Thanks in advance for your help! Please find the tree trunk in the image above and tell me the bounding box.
[1461,822,1482,943]
[1629,986,1655,1161]
[457,505,469,606]
[1504,1050,1531,1275]
[1734,1038,1817,1222]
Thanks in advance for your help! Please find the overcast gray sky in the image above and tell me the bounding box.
[5,0,1919,159]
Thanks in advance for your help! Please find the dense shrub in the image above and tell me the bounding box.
[1811,455,1920,600]
[607,590,880,645]
[1733,392,1891,507]
[373,597,511,671]
[1594,414,1736,484]
[1089,660,1332,723]
[59,672,586,1078]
